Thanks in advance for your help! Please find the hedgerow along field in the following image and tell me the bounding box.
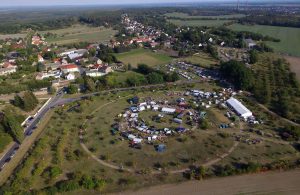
[165,12,246,19]
[40,24,117,45]
[114,48,173,67]
[165,12,245,27]
[229,24,300,57]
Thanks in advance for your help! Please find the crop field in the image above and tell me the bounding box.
[0,33,27,40]
[165,12,246,19]
[229,24,300,57]
[40,24,117,45]
[169,19,233,27]
[114,49,173,67]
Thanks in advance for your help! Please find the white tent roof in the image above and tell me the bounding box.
[226,97,252,118]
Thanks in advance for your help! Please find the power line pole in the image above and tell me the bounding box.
[237,0,240,11]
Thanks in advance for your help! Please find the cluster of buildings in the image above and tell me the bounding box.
[32,35,47,46]
[36,47,114,88]
[166,61,219,81]
[120,14,172,48]
[0,62,17,76]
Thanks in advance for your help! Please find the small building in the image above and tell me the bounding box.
[173,118,183,124]
[226,97,252,119]
[245,39,256,48]
[161,107,176,114]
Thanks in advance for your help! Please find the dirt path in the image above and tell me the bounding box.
[117,169,300,195]
[79,98,240,174]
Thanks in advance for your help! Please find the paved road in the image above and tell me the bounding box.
[0,89,64,171]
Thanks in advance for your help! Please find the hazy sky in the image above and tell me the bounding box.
[0,0,278,7]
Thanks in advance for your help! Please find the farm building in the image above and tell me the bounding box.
[226,97,252,119]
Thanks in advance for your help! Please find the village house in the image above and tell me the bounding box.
[60,64,80,74]
[44,62,61,71]
[245,39,256,48]
[35,71,61,80]
[38,54,44,63]
[0,65,17,76]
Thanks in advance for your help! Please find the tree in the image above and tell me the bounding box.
[220,60,254,90]
[2,110,24,143]
[22,91,38,111]
[13,91,38,111]
[83,76,96,92]
[36,62,45,72]
[198,166,206,180]
[147,72,164,84]
[199,118,209,130]
[249,50,258,64]
[66,85,78,94]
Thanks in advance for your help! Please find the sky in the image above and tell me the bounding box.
[0,0,282,7]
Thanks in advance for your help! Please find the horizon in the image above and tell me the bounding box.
[1,0,299,7]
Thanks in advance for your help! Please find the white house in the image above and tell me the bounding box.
[226,97,252,119]
[65,73,75,80]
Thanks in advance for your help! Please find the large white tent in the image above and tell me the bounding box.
[226,97,252,119]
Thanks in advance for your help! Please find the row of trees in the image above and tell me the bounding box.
[14,91,39,112]
[220,58,300,121]
[0,108,24,143]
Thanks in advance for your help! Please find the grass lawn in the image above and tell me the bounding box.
[40,24,117,45]
[229,24,300,57]
[84,90,235,171]
[179,52,218,68]
[115,49,173,67]
[4,83,299,194]
[169,19,233,27]
[165,12,246,19]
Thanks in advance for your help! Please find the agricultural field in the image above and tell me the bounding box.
[165,12,246,19]
[169,19,233,27]
[229,24,300,57]
[165,12,243,27]
[114,49,173,67]
[0,33,27,40]
[179,52,218,68]
[39,24,117,45]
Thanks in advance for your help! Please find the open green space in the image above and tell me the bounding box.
[169,19,233,27]
[165,12,246,19]
[40,24,117,45]
[3,82,299,194]
[179,52,218,68]
[114,49,173,67]
[229,24,300,57]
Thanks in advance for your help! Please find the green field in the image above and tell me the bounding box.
[165,12,243,27]
[169,19,233,27]
[40,24,117,45]
[179,52,218,68]
[0,33,27,40]
[165,12,246,19]
[115,49,173,67]
[229,24,300,57]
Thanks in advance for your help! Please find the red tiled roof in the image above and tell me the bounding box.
[60,64,78,70]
